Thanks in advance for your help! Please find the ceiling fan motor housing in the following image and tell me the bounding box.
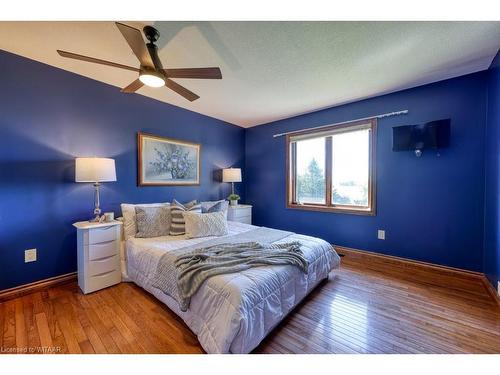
[143,26,160,43]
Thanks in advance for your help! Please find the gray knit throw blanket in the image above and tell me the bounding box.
[174,241,308,311]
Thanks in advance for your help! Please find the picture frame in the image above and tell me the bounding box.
[137,132,201,186]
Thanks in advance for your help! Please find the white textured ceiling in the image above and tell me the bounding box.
[0,21,499,127]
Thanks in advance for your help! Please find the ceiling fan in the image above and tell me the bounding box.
[57,22,222,101]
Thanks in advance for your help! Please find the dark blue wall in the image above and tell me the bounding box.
[0,50,245,290]
[246,72,488,272]
[484,50,500,289]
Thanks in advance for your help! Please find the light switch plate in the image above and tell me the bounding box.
[377,230,385,240]
[25,248,37,263]
[497,281,500,297]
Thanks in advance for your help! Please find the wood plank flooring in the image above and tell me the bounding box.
[1,251,499,354]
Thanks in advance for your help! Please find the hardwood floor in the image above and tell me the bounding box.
[1,251,499,354]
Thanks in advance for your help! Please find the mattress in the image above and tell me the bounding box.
[125,221,340,353]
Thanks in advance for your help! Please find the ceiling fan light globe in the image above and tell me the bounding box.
[139,73,165,87]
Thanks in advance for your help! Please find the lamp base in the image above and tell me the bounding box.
[89,182,102,222]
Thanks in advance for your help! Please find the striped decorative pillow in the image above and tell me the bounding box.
[169,200,201,236]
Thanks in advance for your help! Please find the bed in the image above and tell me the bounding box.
[124,221,340,354]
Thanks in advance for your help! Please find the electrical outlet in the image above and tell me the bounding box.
[25,248,37,263]
[377,230,385,240]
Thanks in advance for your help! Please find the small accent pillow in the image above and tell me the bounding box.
[206,200,229,213]
[135,206,171,238]
[170,200,202,236]
[183,211,228,239]
[121,202,170,240]
[201,200,227,213]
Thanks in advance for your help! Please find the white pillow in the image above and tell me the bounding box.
[120,202,170,240]
[183,211,228,239]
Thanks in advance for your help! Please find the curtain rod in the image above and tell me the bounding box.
[272,110,409,138]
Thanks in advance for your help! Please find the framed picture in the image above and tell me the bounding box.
[137,133,200,186]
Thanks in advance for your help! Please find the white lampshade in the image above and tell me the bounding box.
[222,168,242,183]
[75,157,116,183]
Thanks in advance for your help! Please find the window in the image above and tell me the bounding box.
[287,119,376,215]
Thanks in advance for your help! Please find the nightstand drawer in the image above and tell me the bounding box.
[228,207,251,219]
[88,255,119,276]
[88,225,118,245]
[237,215,252,224]
[86,270,121,293]
[89,240,118,261]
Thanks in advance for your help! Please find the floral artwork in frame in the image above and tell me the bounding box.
[138,133,200,186]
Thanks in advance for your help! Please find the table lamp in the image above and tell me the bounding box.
[75,157,116,222]
[222,167,242,195]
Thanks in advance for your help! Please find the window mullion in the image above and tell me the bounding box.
[325,136,333,207]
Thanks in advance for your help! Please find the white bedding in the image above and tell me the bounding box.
[125,221,340,353]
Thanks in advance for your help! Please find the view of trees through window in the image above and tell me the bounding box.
[297,158,325,204]
[296,137,325,204]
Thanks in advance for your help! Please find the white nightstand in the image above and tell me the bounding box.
[227,204,252,224]
[73,220,122,294]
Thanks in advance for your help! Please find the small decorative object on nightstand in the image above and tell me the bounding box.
[227,204,252,224]
[73,220,122,294]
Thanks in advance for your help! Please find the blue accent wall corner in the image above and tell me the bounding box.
[484,49,500,290]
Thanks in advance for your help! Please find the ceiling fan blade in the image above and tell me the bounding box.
[115,22,154,68]
[165,79,200,101]
[121,79,144,93]
[57,50,139,72]
[163,67,222,79]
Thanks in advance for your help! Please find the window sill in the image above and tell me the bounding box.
[287,202,375,216]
